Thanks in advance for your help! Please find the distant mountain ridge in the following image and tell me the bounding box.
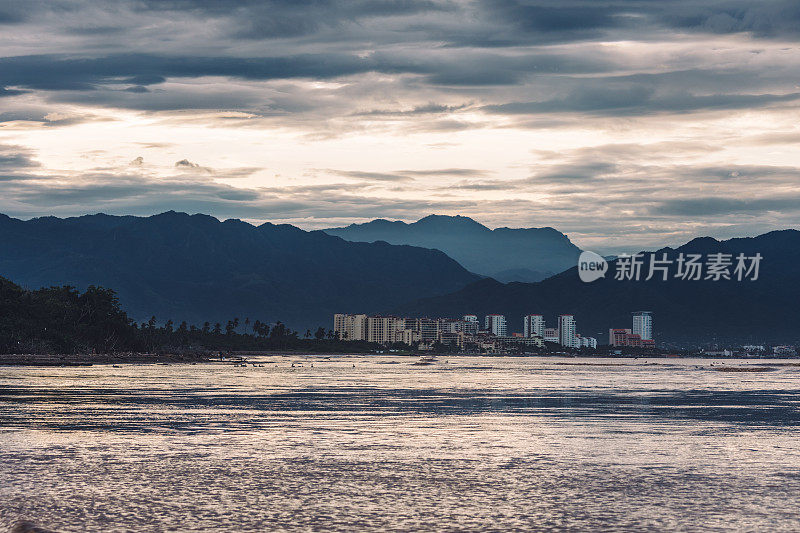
[0,211,480,330]
[393,229,800,345]
[324,214,582,282]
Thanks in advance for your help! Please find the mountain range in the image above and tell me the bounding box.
[2,210,797,345]
[393,230,800,346]
[324,215,582,282]
[0,212,479,330]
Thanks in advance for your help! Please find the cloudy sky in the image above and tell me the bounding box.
[1,0,799,253]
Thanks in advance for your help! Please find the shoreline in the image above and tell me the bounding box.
[0,353,211,366]
[1,352,798,367]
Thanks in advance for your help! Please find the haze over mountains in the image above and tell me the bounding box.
[325,215,582,282]
[394,230,800,346]
[0,212,479,330]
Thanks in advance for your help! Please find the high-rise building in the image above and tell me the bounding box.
[333,313,367,340]
[523,314,545,338]
[366,316,405,344]
[632,311,653,341]
[484,314,507,337]
[462,315,479,335]
[558,315,578,348]
[437,318,462,334]
[418,318,438,342]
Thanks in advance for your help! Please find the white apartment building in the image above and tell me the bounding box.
[523,314,545,338]
[333,313,367,341]
[397,328,421,345]
[437,318,463,334]
[484,314,507,337]
[418,318,438,342]
[632,311,653,341]
[366,316,406,344]
[558,315,578,348]
[462,315,479,335]
[578,335,598,349]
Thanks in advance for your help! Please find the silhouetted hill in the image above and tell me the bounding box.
[394,230,800,346]
[324,214,582,282]
[0,212,480,330]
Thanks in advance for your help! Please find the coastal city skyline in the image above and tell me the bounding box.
[333,311,655,352]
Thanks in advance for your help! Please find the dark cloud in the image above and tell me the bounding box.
[399,168,488,177]
[1,3,797,119]
[329,168,488,181]
[657,0,800,37]
[484,87,800,116]
[483,0,624,39]
[532,162,618,182]
[479,0,800,43]
[653,196,800,216]
[5,171,262,207]
[0,49,612,100]
[353,103,470,116]
[0,53,379,91]
[0,167,485,222]
[328,170,414,182]
[175,159,214,173]
[0,145,40,170]
[0,4,27,23]
[63,25,127,36]
[0,87,28,97]
[125,0,453,40]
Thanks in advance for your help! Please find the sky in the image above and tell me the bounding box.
[1,0,799,254]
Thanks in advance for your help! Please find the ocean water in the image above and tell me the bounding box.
[2,356,800,532]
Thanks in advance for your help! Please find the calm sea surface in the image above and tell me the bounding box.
[2,356,800,532]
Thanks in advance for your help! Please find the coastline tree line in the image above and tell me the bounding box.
[0,277,376,354]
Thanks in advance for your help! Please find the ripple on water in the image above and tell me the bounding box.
[2,356,800,532]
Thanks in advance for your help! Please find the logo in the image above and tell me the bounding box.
[578,251,608,283]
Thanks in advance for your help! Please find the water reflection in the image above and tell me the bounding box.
[1,357,800,532]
